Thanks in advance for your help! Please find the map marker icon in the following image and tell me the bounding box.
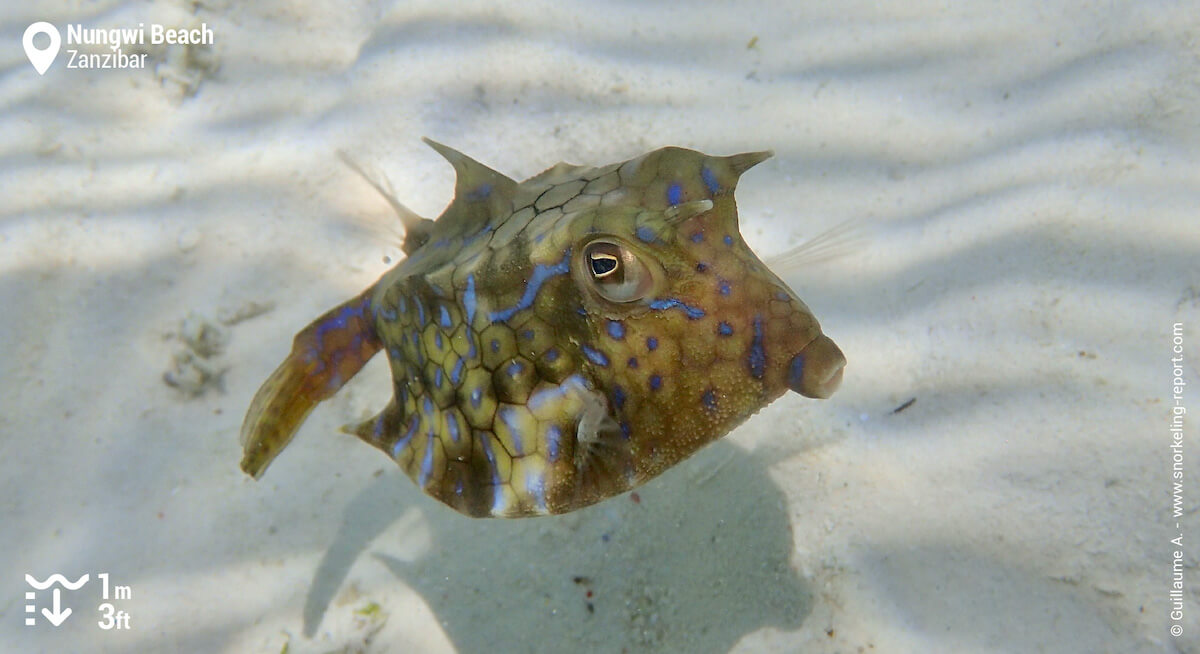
[23,22,61,75]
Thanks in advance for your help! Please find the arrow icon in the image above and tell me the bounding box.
[41,588,71,626]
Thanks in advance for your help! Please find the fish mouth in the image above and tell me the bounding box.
[787,334,845,399]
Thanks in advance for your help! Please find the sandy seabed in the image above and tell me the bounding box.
[2,1,1199,652]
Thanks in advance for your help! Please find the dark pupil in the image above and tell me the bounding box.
[590,255,618,277]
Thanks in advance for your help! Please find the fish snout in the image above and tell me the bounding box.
[787,334,845,399]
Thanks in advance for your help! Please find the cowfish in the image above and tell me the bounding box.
[240,139,846,518]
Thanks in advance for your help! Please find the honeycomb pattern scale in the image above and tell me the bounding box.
[240,139,846,517]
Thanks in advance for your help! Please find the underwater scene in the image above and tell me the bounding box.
[2,1,1197,652]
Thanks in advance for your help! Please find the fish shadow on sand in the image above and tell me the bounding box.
[303,440,811,652]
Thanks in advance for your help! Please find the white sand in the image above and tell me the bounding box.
[2,1,1198,652]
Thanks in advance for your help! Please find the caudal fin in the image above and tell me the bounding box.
[240,292,382,478]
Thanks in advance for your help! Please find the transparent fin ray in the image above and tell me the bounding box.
[765,217,869,272]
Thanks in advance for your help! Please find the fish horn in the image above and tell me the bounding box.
[725,150,773,176]
[423,138,518,199]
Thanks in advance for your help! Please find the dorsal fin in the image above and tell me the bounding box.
[423,138,519,236]
[338,151,435,254]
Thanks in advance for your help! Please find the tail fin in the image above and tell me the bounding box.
[240,291,382,478]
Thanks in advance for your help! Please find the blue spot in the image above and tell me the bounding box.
[701,388,717,410]
[647,336,658,351]
[435,331,443,350]
[627,357,638,368]
[461,229,483,248]
[434,368,444,388]
[471,387,483,409]
[544,348,559,362]
[667,182,682,206]
[636,225,658,243]
[527,471,547,510]
[479,432,502,494]
[406,249,427,266]
[447,412,461,443]
[723,235,733,246]
[419,431,435,486]
[620,421,632,439]
[489,250,571,323]
[521,329,534,340]
[650,374,662,390]
[748,315,766,379]
[480,432,496,463]
[528,383,569,414]
[469,183,492,200]
[696,262,708,272]
[718,322,733,336]
[582,345,610,367]
[606,320,626,340]
[467,332,478,358]
[788,354,806,390]
[648,298,706,319]
[576,306,588,316]
[613,385,626,410]
[313,302,361,344]
[450,357,465,384]
[392,416,419,458]
[389,346,402,359]
[690,232,704,243]
[499,406,524,455]
[506,360,525,378]
[464,275,477,324]
[378,306,398,321]
[546,425,562,462]
[455,478,464,495]
[718,280,731,296]
[325,370,342,390]
[774,290,791,301]
[491,339,500,353]
[416,299,426,326]
[701,166,720,194]
[439,305,451,328]
[398,296,408,314]
[423,397,434,415]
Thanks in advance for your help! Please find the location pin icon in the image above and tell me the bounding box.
[23,22,61,75]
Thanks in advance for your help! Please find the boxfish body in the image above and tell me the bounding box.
[240,140,845,517]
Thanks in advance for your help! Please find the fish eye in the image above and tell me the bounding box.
[583,240,654,303]
[590,252,619,277]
